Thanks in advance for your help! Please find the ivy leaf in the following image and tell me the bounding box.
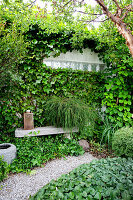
[32,91,37,94]
[105,84,112,90]
[94,192,102,199]
[127,101,131,105]
[36,80,41,84]
[82,191,88,197]
[119,99,124,103]
[119,106,123,111]
[32,39,38,44]
[118,112,123,117]
[116,80,121,85]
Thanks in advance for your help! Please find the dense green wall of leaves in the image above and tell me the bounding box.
[0,24,106,135]
[23,24,133,128]
[0,22,132,137]
[95,24,133,127]
[0,67,104,135]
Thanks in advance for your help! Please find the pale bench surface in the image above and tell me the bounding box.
[15,126,78,137]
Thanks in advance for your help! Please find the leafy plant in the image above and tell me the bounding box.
[100,116,118,147]
[98,23,133,128]
[0,2,132,140]
[112,126,133,158]
[30,157,133,200]
[79,118,103,141]
[9,135,84,173]
[90,140,104,152]
[0,156,9,182]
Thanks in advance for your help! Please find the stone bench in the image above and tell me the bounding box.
[15,126,78,138]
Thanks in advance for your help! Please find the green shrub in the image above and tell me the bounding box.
[112,126,133,158]
[0,156,9,182]
[29,157,133,200]
[9,135,84,173]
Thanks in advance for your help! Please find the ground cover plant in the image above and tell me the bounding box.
[0,134,84,175]
[112,126,133,158]
[29,157,133,200]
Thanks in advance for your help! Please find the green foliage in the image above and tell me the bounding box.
[45,95,104,141]
[0,2,30,96]
[0,2,132,138]
[0,19,105,138]
[0,65,104,135]
[71,117,103,142]
[21,22,133,128]
[30,157,133,200]
[95,22,133,128]
[80,118,103,142]
[0,133,84,174]
[45,96,99,132]
[112,127,133,158]
[0,156,9,182]
[8,135,84,173]
[90,140,106,153]
[46,0,133,33]
[100,117,118,147]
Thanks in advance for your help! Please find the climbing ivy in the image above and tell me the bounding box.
[0,10,132,138]
[23,23,133,127]
[95,22,133,127]
[0,66,104,135]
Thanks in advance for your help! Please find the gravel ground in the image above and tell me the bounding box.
[0,152,96,200]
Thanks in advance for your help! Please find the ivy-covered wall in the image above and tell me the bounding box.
[1,23,132,136]
[0,24,106,135]
[23,24,133,128]
[97,29,133,127]
[0,67,105,134]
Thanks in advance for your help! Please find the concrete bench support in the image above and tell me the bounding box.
[15,126,78,138]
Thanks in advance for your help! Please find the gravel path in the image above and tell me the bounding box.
[0,152,97,200]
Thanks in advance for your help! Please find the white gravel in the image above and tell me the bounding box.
[0,152,97,200]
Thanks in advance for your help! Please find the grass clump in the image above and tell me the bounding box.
[100,117,118,147]
[30,157,133,200]
[112,126,133,158]
[45,96,100,135]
